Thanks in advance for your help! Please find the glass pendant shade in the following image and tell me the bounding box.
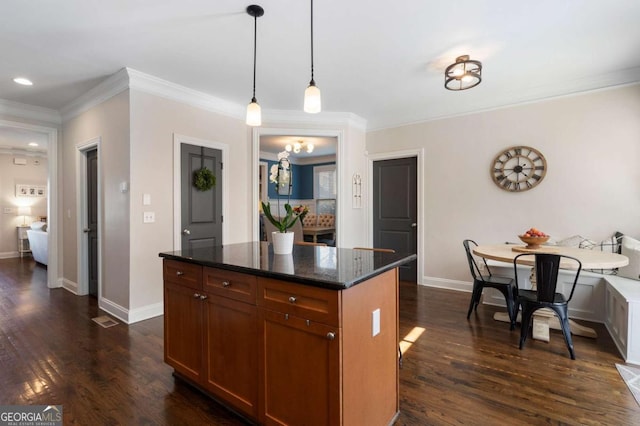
[304,82,321,113]
[246,99,261,126]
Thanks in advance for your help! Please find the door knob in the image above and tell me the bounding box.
[411,223,417,228]
[326,332,336,340]
[183,229,191,235]
[83,228,91,233]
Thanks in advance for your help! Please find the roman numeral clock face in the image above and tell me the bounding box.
[491,146,547,192]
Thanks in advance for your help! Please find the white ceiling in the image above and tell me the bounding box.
[1,0,639,134]
[260,135,336,158]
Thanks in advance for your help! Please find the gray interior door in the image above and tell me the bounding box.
[373,157,417,282]
[181,144,222,250]
[86,148,99,297]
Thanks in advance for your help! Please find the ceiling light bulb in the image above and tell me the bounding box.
[28,142,39,147]
[452,68,464,77]
[293,142,301,154]
[461,74,473,83]
[304,82,321,113]
[307,143,314,153]
[285,144,292,152]
[246,99,261,126]
[13,77,33,86]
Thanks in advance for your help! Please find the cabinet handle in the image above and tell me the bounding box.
[326,332,336,341]
[288,296,297,304]
[222,281,231,287]
[199,295,208,300]
[193,293,201,298]
[176,271,184,276]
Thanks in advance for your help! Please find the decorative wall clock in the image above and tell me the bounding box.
[491,146,547,192]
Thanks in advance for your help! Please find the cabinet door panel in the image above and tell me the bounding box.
[203,296,258,418]
[259,309,341,426]
[164,282,203,383]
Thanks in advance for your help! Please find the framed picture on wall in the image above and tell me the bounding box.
[16,184,29,197]
[16,184,46,198]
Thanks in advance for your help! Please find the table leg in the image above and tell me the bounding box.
[493,310,597,339]
[313,234,317,243]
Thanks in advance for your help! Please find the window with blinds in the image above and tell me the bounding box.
[313,165,336,199]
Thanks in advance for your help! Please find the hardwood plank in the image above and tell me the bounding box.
[1,258,638,425]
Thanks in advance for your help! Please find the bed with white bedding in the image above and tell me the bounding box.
[26,221,48,266]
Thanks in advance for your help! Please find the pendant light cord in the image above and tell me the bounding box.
[310,0,315,83]
[252,14,258,101]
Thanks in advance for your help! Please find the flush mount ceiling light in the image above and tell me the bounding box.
[444,55,482,91]
[246,5,264,127]
[13,77,33,86]
[285,140,314,154]
[303,0,321,113]
[28,142,39,147]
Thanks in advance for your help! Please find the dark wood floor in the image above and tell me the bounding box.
[1,257,639,425]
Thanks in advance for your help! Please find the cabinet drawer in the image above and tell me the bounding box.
[204,267,257,304]
[163,259,202,290]
[257,278,340,326]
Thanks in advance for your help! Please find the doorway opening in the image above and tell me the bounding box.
[252,128,343,246]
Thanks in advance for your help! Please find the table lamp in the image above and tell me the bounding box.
[17,206,31,226]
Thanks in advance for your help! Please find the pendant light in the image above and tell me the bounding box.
[246,5,264,126]
[304,0,321,113]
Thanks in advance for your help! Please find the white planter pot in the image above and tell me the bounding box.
[273,254,295,274]
[272,231,294,255]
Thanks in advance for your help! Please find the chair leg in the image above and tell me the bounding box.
[553,306,575,360]
[519,304,534,350]
[496,285,517,330]
[398,345,403,369]
[467,282,482,319]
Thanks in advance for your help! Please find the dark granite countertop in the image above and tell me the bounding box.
[159,242,417,290]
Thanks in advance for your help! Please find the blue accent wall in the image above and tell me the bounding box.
[262,159,335,201]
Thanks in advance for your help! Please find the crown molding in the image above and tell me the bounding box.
[263,110,367,131]
[60,68,130,121]
[0,99,60,125]
[126,68,245,120]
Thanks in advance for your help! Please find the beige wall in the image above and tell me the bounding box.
[0,154,48,255]
[62,91,131,307]
[367,84,640,286]
[128,90,248,312]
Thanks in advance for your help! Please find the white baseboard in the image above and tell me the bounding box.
[60,278,78,294]
[99,297,163,325]
[421,276,472,292]
[0,251,19,259]
[129,302,164,323]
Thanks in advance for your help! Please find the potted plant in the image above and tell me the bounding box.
[261,151,304,254]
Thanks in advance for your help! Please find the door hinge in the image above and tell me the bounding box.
[221,215,223,223]
[220,162,223,170]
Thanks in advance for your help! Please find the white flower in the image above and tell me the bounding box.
[277,151,289,161]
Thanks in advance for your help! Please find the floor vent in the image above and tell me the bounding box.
[92,315,119,328]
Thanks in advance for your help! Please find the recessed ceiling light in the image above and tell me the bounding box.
[13,77,33,86]
[28,142,39,147]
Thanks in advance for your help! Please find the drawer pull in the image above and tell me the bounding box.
[326,332,336,341]
[176,271,184,276]
[193,293,201,298]
[199,294,208,300]
[222,281,231,287]
[288,296,297,304]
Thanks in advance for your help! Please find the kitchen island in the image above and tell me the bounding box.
[159,242,416,426]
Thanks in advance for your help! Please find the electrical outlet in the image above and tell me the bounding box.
[143,212,155,223]
[372,308,380,337]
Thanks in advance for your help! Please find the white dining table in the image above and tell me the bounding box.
[472,244,629,341]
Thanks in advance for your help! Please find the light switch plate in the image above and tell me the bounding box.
[372,308,380,337]
[143,194,151,205]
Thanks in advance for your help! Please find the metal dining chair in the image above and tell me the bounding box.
[463,239,517,330]
[513,253,582,359]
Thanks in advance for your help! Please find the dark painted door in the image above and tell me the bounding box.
[181,144,222,250]
[373,157,417,282]
[86,148,99,297]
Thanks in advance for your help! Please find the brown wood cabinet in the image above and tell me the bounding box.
[163,258,399,426]
[164,260,258,419]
